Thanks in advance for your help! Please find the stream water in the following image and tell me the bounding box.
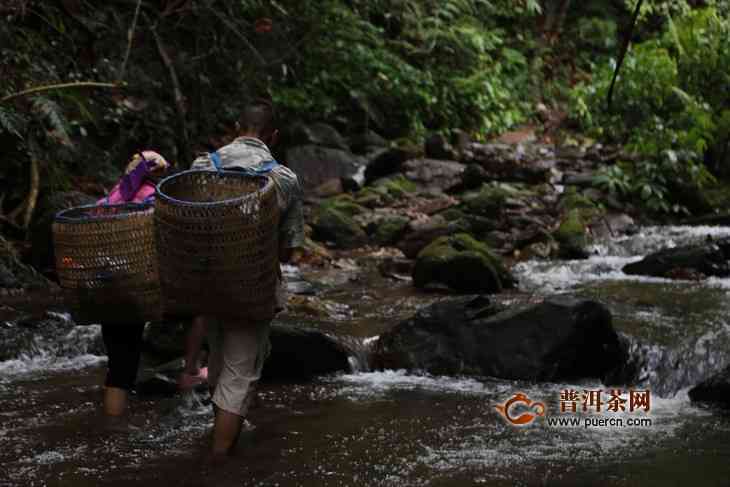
[2,226,730,486]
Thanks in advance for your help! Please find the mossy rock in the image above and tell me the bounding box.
[356,174,417,207]
[558,187,598,212]
[311,196,368,249]
[373,216,410,246]
[379,174,417,197]
[413,233,516,293]
[355,187,388,208]
[553,209,590,259]
[319,194,366,216]
[461,182,529,217]
[439,208,466,222]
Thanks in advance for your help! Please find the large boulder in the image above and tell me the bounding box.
[30,190,97,275]
[263,323,351,381]
[310,196,368,249]
[402,158,465,193]
[281,122,349,150]
[462,142,555,184]
[373,296,624,382]
[364,147,419,184]
[141,322,352,385]
[348,130,388,155]
[284,145,366,192]
[413,233,516,293]
[622,237,730,278]
[689,365,730,407]
[424,133,458,160]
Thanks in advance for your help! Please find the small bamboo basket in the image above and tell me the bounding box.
[53,203,162,325]
[154,170,279,322]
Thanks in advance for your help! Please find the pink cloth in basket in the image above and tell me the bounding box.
[97,181,156,205]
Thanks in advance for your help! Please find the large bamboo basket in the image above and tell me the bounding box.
[154,170,279,322]
[52,203,162,325]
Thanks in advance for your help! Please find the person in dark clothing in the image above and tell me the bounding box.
[96,150,170,419]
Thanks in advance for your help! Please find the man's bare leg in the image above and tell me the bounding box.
[211,407,244,455]
[179,316,209,389]
[103,386,128,416]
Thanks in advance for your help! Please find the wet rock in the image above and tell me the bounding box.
[284,145,366,192]
[402,159,465,193]
[413,233,516,293]
[30,190,97,274]
[263,323,351,380]
[341,165,367,192]
[311,196,368,249]
[282,122,349,150]
[425,133,458,160]
[461,163,490,190]
[689,365,730,407]
[364,147,419,183]
[463,143,555,184]
[622,238,730,278]
[349,131,388,155]
[373,296,624,382]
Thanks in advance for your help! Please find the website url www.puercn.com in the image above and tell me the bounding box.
[546,416,653,428]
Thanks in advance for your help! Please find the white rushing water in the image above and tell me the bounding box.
[515,225,730,293]
[0,321,105,380]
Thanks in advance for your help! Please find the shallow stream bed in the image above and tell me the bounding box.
[2,226,730,486]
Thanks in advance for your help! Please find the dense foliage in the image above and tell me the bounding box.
[0,0,728,230]
[572,5,730,213]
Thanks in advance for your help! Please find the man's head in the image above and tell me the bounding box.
[237,100,278,147]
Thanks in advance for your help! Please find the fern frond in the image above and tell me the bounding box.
[31,96,73,148]
[0,106,25,139]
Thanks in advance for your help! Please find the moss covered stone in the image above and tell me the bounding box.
[413,233,516,293]
[553,209,589,259]
[311,196,368,249]
[373,216,410,246]
[463,184,508,216]
[355,174,417,207]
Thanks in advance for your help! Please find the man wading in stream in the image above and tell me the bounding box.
[184,100,304,458]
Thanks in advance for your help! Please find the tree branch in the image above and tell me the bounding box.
[607,0,644,110]
[22,159,40,229]
[0,82,121,104]
[150,21,192,165]
[118,0,143,82]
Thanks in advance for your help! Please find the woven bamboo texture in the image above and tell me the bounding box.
[154,170,279,321]
[53,203,161,325]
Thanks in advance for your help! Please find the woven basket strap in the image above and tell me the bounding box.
[210,151,223,172]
